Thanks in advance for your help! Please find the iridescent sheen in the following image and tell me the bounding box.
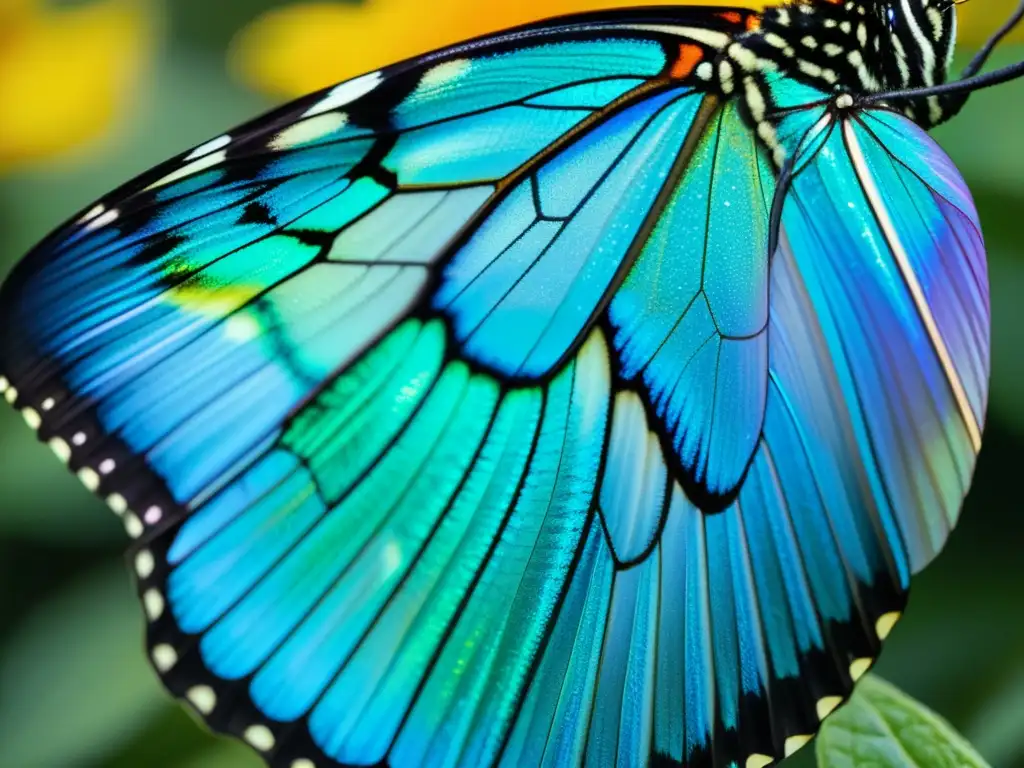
[0,7,989,768]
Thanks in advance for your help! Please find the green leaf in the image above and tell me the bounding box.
[181,741,264,768]
[0,565,171,767]
[816,676,991,768]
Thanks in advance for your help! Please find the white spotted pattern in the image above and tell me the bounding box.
[135,549,155,579]
[244,725,276,752]
[187,685,218,715]
[303,71,383,118]
[185,134,231,161]
[152,644,178,672]
[143,589,165,620]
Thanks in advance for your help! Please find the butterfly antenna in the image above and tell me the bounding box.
[961,0,1024,78]
[863,58,1024,103]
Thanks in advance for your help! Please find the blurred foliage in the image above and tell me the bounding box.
[0,0,156,170]
[0,2,1022,767]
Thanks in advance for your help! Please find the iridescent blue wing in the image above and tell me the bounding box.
[0,7,988,768]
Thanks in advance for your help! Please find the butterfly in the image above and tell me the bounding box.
[2,0,1022,765]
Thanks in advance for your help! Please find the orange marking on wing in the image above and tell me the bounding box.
[671,44,704,79]
[746,14,762,30]
[718,10,743,23]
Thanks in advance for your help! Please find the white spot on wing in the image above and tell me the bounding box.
[124,513,144,538]
[3,386,16,404]
[84,208,119,232]
[107,493,128,516]
[41,397,55,411]
[152,644,178,672]
[245,725,276,752]
[419,58,472,89]
[135,549,155,579]
[784,735,812,757]
[78,468,100,491]
[875,610,901,640]
[187,685,217,715]
[144,505,163,525]
[270,112,348,150]
[50,438,71,464]
[78,204,105,224]
[186,134,231,160]
[746,755,773,768]
[303,71,383,117]
[627,24,731,49]
[143,589,165,620]
[146,151,226,191]
[816,695,843,720]
[849,657,872,681]
[22,408,41,430]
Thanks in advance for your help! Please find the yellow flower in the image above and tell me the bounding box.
[231,0,1024,100]
[230,0,744,98]
[0,0,155,171]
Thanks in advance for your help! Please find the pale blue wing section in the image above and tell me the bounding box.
[435,87,705,377]
[772,97,988,571]
[610,101,773,504]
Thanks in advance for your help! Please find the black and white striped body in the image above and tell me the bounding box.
[720,0,962,161]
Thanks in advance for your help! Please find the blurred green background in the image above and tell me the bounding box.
[0,1,1022,767]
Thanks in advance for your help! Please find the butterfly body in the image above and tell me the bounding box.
[0,1,1010,766]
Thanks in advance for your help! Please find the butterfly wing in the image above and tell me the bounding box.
[0,9,988,768]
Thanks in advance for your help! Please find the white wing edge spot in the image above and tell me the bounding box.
[244,724,276,752]
[187,685,218,715]
[626,25,731,49]
[143,589,165,620]
[22,408,41,430]
[849,657,872,681]
[292,760,316,768]
[875,610,901,640]
[784,734,813,757]
[78,467,100,491]
[816,696,843,720]
[146,152,227,191]
[77,204,105,224]
[186,134,231,161]
[420,58,472,89]
[144,505,164,525]
[303,71,383,118]
[135,549,156,579]
[85,208,119,233]
[843,121,981,452]
[50,438,71,464]
[746,754,774,768]
[271,112,349,150]
[107,493,128,516]
[152,644,178,672]
[124,513,144,538]
[3,386,16,404]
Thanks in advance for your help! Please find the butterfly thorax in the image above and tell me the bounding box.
[719,0,962,160]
